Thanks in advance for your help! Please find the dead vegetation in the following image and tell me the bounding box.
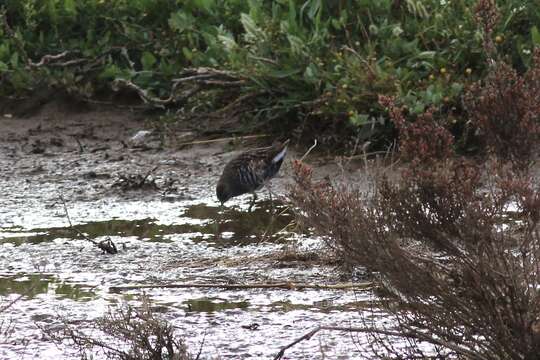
[42,296,195,360]
[111,166,179,194]
[111,167,160,192]
[287,46,540,359]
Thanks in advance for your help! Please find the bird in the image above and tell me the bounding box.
[216,139,290,209]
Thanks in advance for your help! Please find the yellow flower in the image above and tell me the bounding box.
[465,68,472,76]
[429,74,436,81]
[440,67,447,75]
[495,35,503,44]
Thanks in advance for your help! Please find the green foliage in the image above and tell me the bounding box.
[1,0,539,146]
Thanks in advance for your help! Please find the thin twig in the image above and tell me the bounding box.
[179,67,240,79]
[49,58,87,67]
[273,325,417,360]
[177,134,269,147]
[0,292,27,313]
[194,330,207,360]
[213,91,265,115]
[112,79,170,106]
[299,139,318,162]
[74,136,84,153]
[140,166,159,187]
[273,324,493,360]
[342,46,377,76]
[113,67,245,107]
[248,54,279,65]
[28,51,70,67]
[59,195,118,254]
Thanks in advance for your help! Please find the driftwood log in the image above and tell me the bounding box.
[109,281,372,293]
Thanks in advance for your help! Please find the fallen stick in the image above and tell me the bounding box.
[109,281,372,293]
[273,326,398,360]
[177,134,269,147]
[273,325,487,360]
[299,139,317,162]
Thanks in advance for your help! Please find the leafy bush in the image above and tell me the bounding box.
[1,0,539,146]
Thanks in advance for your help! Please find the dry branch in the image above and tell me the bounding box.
[42,295,193,360]
[59,195,118,254]
[176,134,269,147]
[112,166,160,191]
[178,67,241,79]
[212,91,265,115]
[113,67,246,107]
[274,324,488,360]
[109,281,372,293]
[273,325,409,360]
[299,139,317,162]
[0,292,26,313]
[112,78,174,106]
[28,51,70,67]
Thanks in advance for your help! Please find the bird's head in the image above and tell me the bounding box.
[216,182,231,205]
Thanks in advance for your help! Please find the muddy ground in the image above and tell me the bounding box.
[0,101,388,359]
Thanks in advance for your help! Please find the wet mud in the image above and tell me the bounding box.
[0,102,380,359]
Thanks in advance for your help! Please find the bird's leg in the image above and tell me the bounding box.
[260,184,277,242]
[214,203,225,239]
[267,182,275,215]
[248,192,257,212]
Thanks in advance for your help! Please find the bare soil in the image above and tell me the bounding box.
[0,99,244,205]
[0,98,374,209]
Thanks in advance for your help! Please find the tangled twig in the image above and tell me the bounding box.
[111,166,160,191]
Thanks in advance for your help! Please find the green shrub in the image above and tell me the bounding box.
[1,1,539,147]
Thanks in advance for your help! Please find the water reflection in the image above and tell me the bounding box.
[0,200,294,247]
[0,274,96,301]
[184,297,250,312]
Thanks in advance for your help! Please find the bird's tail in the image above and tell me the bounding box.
[272,139,290,164]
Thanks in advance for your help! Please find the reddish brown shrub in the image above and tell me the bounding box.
[289,157,540,359]
[465,51,540,170]
[289,4,540,356]
[474,0,500,57]
[379,96,454,166]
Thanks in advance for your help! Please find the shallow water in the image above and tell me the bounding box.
[0,186,384,359]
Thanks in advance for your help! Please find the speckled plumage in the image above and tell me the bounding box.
[216,140,290,205]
